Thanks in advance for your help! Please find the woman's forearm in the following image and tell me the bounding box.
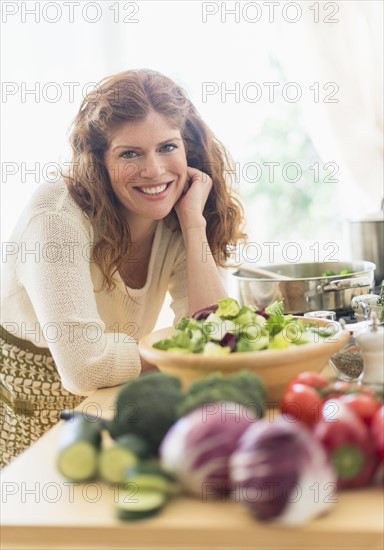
[174,166,229,315]
[182,225,228,316]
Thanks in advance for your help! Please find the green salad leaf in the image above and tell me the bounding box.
[152,297,328,355]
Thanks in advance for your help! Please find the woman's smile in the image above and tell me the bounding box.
[134,181,173,197]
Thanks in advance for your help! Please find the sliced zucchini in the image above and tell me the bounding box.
[56,416,102,481]
[98,433,151,484]
[115,488,167,521]
[123,462,175,494]
[99,447,138,484]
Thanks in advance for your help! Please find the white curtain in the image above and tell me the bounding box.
[275,0,383,220]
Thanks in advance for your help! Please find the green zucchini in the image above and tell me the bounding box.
[56,415,102,482]
[98,434,150,484]
[123,462,176,494]
[115,488,167,520]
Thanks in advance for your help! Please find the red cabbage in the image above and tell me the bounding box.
[159,402,257,497]
[220,332,238,352]
[229,415,337,525]
[192,304,218,320]
[257,308,270,320]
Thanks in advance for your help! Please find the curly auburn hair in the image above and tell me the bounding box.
[63,68,247,290]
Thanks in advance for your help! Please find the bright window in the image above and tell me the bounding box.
[2,0,382,272]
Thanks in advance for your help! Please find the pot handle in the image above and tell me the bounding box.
[320,276,372,292]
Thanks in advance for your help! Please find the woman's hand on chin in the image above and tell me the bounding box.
[174,166,212,232]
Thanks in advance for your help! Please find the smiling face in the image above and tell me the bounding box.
[103,111,188,232]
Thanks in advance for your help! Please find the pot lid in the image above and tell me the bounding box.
[349,213,384,222]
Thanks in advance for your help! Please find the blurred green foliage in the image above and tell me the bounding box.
[242,55,340,241]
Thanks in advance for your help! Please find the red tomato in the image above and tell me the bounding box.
[339,393,381,427]
[371,405,384,462]
[288,371,328,392]
[280,383,324,428]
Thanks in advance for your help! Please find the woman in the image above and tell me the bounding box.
[0,69,246,466]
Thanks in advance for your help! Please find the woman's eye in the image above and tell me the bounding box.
[120,150,137,159]
[161,143,178,152]
[119,144,177,158]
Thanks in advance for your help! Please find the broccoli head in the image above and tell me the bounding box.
[186,372,224,395]
[107,372,184,454]
[177,370,266,418]
[228,370,267,405]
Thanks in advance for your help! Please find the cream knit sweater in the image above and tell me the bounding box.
[1,179,192,396]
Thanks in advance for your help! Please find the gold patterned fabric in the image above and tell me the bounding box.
[0,326,84,467]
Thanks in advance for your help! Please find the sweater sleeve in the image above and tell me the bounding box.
[17,211,141,395]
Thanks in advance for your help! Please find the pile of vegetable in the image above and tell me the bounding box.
[159,373,383,524]
[160,405,338,525]
[58,372,186,520]
[279,372,384,489]
[153,297,333,354]
[56,337,383,525]
[57,369,267,520]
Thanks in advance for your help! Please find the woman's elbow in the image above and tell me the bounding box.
[60,376,96,397]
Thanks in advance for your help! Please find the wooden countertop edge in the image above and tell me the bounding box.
[2,524,383,550]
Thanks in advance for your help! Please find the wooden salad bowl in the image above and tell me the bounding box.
[139,317,350,402]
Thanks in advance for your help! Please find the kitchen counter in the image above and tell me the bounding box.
[1,385,383,550]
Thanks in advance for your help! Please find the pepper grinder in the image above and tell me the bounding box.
[355,312,384,385]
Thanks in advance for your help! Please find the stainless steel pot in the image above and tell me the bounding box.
[230,261,376,314]
[349,206,384,284]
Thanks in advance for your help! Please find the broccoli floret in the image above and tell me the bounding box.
[187,372,224,395]
[228,370,267,405]
[177,370,266,419]
[106,372,184,454]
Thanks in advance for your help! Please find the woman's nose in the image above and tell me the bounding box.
[140,153,165,180]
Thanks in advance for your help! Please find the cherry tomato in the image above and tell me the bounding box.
[339,393,381,427]
[288,371,329,392]
[280,383,324,428]
[370,405,384,462]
